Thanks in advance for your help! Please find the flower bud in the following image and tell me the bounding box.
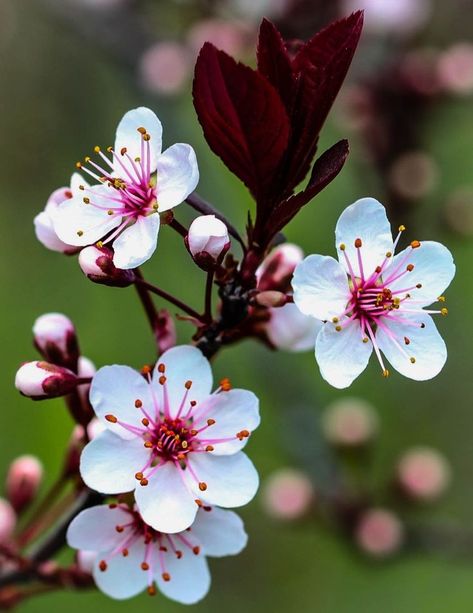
[15,361,79,400]
[322,398,379,447]
[6,455,43,513]
[186,215,230,270]
[78,245,135,287]
[0,499,16,544]
[256,244,303,292]
[33,313,79,370]
[396,447,450,502]
[255,291,287,308]
[355,509,404,558]
[156,309,177,354]
[261,469,314,520]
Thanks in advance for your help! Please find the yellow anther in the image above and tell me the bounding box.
[335,325,342,332]
[77,230,84,237]
[441,307,448,316]
[332,317,339,323]
[75,162,82,169]
[79,184,85,190]
[137,127,147,134]
[339,243,346,251]
[385,251,392,258]
[410,357,416,364]
[94,145,101,153]
[438,295,446,302]
[107,146,113,153]
[84,156,91,163]
[398,224,406,232]
[382,369,390,378]
[362,337,369,343]
[83,197,90,204]
[96,241,103,248]
[107,210,114,215]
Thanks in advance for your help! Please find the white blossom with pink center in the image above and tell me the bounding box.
[80,345,260,533]
[293,198,455,389]
[67,503,246,603]
[53,107,199,269]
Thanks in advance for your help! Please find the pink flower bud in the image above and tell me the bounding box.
[355,508,404,558]
[156,309,177,354]
[15,361,79,399]
[322,398,379,447]
[255,291,287,308]
[261,469,314,520]
[187,215,230,270]
[437,43,473,95]
[33,313,79,369]
[78,245,135,287]
[139,41,191,96]
[256,244,303,292]
[6,455,43,513]
[0,499,16,544]
[397,447,451,502]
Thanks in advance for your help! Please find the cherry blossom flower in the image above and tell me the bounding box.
[256,244,322,352]
[187,215,230,270]
[53,107,199,269]
[34,173,84,254]
[293,198,455,388]
[80,345,260,533]
[67,503,247,603]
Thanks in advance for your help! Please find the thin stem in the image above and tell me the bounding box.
[133,268,160,348]
[186,192,246,251]
[17,491,76,549]
[134,277,202,321]
[169,217,188,238]
[204,271,214,323]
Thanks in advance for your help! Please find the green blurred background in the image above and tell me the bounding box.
[1,0,473,610]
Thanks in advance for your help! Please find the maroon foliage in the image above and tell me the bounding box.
[193,12,363,250]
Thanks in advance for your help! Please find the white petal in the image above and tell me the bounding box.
[34,211,75,253]
[292,255,350,320]
[80,430,149,494]
[134,462,197,534]
[193,389,260,455]
[90,365,154,439]
[188,452,259,508]
[155,346,213,418]
[386,241,455,306]
[375,313,447,380]
[156,547,210,604]
[112,215,161,270]
[335,198,393,278]
[266,303,322,352]
[315,319,373,389]
[114,107,162,172]
[67,506,130,551]
[70,172,88,195]
[53,191,121,247]
[93,539,148,600]
[191,507,247,557]
[156,144,199,212]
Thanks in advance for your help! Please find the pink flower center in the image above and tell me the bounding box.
[104,368,250,493]
[75,127,158,241]
[97,503,212,595]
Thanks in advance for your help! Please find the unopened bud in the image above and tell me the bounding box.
[255,290,287,308]
[256,244,303,292]
[354,508,404,558]
[186,215,230,270]
[156,309,176,354]
[79,245,135,287]
[33,313,79,369]
[0,498,16,544]
[397,447,451,502]
[6,455,43,513]
[261,469,314,520]
[322,398,379,447]
[15,361,79,399]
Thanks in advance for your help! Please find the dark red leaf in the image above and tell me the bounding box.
[257,18,296,112]
[262,140,349,240]
[284,11,363,190]
[193,43,291,202]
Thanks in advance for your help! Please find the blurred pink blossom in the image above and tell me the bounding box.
[355,508,404,558]
[438,43,473,95]
[261,469,314,520]
[139,42,191,96]
[397,447,451,502]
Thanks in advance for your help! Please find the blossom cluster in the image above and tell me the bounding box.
[4,11,457,609]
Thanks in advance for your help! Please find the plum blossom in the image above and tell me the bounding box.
[53,107,199,269]
[293,198,455,389]
[256,244,321,352]
[80,345,260,533]
[34,173,84,254]
[67,503,247,603]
